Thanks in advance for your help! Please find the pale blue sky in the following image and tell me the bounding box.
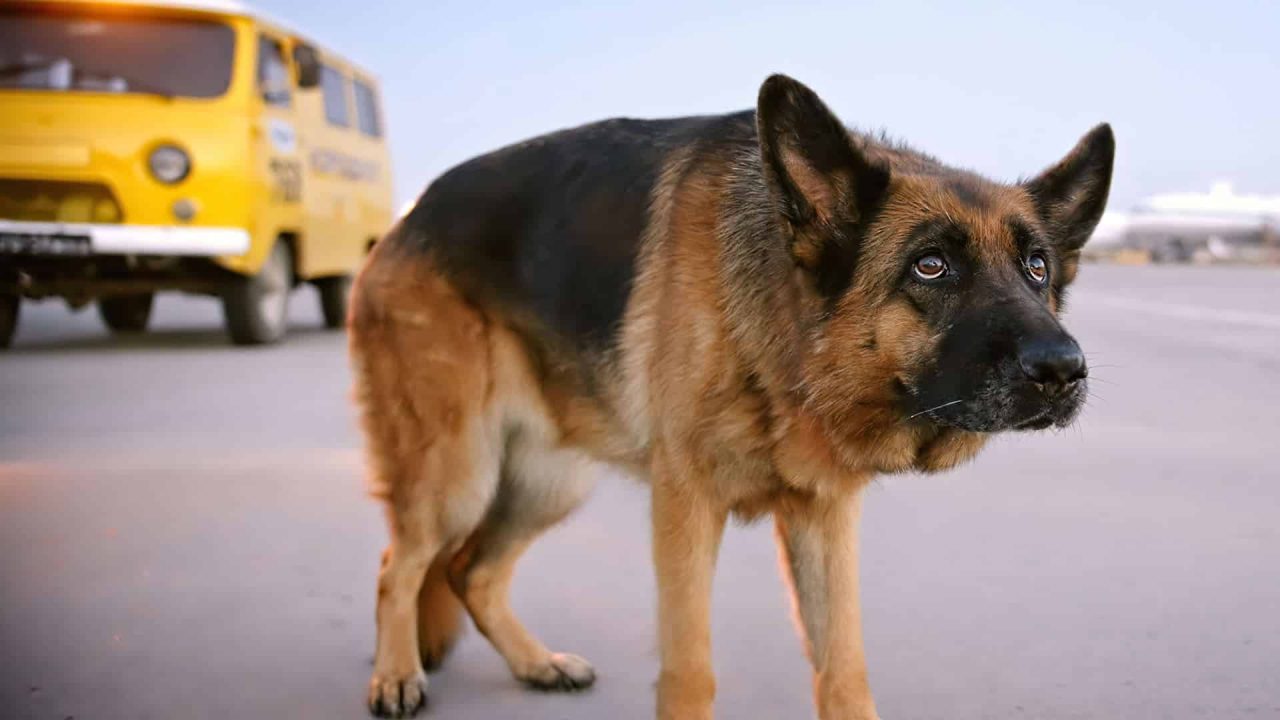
[258,0,1279,211]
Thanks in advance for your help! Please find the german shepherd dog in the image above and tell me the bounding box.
[351,74,1113,719]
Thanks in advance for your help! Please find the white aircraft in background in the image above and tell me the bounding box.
[1093,183,1280,260]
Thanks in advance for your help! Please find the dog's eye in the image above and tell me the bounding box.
[1026,253,1048,284]
[913,254,947,281]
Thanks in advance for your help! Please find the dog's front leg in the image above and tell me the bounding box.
[652,448,727,720]
[776,489,879,720]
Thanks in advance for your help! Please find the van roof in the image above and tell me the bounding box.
[23,0,377,80]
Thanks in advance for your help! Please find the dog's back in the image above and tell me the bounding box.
[383,113,752,364]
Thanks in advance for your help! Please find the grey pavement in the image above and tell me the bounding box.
[2,265,1278,719]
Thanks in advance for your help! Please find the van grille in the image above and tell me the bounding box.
[0,179,122,223]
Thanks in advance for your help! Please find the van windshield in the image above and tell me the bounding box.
[0,10,236,98]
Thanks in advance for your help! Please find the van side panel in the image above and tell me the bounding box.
[292,55,392,279]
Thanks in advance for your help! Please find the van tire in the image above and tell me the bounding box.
[222,241,293,345]
[0,294,18,349]
[313,275,352,329]
[98,293,154,333]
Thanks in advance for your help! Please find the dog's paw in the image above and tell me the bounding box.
[520,652,597,692]
[367,669,428,718]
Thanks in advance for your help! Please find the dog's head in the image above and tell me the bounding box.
[755,75,1113,452]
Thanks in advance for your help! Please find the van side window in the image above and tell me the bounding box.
[320,64,350,127]
[353,79,382,138]
[257,35,291,106]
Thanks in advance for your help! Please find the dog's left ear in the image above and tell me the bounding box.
[1025,124,1115,253]
[757,74,890,275]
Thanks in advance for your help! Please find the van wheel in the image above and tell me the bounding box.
[0,294,18,349]
[222,241,293,345]
[313,275,352,329]
[98,292,154,333]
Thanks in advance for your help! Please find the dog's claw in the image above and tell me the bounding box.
[368,670,428,717]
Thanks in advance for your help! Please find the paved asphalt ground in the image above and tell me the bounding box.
[2,264,1278,720]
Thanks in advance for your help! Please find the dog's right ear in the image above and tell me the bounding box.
[757,74,890,275]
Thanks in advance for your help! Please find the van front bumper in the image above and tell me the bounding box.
[0,220,249,257]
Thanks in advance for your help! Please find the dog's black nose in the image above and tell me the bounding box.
[1018,335,1087,395]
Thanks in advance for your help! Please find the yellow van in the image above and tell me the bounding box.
[0,0,393,346]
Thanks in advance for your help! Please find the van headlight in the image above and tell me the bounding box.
[148,145,191,184]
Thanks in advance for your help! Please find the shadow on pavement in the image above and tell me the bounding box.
[5,324,340,355]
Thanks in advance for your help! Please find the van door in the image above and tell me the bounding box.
[253,32,303,270]
[351,76,393,251]
[296,59,360,278]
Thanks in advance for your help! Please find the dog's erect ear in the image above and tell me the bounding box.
[1025,124,1115,253]
[757,74,890,274]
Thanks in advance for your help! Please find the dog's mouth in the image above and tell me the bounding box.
[908,378,1086,433]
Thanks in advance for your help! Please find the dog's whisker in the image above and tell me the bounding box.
[907,398,964,420]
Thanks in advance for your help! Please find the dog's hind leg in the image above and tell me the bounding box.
[368,506,445,717]
[447,431,597,691]
[353,262,502,718]
[364,391,501,718]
